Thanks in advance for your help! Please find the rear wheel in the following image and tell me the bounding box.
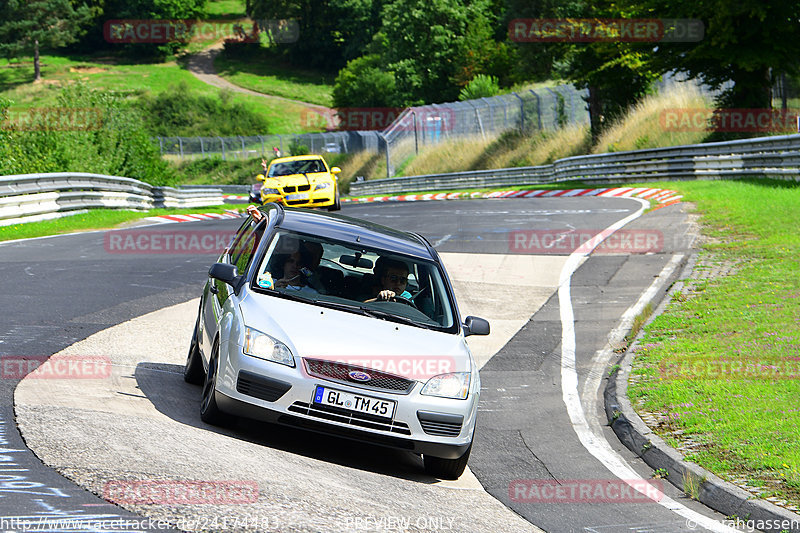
[423,443,472,480]
[200,341,226,425]
[184,314,204,385]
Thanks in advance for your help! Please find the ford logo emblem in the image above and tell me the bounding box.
[348,371,371,382]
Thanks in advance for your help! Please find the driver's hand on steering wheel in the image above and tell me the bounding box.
[377,290,397,301]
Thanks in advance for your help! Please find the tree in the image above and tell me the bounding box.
[332,54,398,108]
[379,0,497,105]
[0,0,91,81]
[625,0,800,109]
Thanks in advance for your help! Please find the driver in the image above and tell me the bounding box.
[365,258,412,302]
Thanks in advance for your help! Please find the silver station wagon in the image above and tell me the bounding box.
[185,204,490,479]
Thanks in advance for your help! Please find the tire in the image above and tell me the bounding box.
[423,443,472,480]
[183,314,204,385]
[327,188,341,211]
[200,341,226,425]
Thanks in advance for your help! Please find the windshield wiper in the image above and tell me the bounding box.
[310,299,374,317]
[361,308,432,329]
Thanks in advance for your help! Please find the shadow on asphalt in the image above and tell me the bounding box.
[134,361,440,484]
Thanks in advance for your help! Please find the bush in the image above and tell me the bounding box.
[332,54,398,108]
[140,82,270,137]
[0,83,175,185]
[458,74,500,101]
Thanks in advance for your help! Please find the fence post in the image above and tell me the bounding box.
[278,135,283,154]
[158,137,164,156]
[219,137,225,160]
[411,110,419,155]
[467,101,485,139]
[512,92,524,131]
[178,137,184,158]
[529,89,542,130]
[380,133,392,178]
[200,138,205,158]
[481,97,494,132]
[259,135,264,156]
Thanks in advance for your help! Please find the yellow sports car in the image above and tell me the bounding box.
[257,155,341,211]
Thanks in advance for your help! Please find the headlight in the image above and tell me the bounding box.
[421,372,470,399]
[261,188,280,195]
[243,327,295,367]
[314,182,331,190]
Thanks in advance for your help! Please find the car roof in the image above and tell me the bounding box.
[272,207,434,260]
[269,155,324,164]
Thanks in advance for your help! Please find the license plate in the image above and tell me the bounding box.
[285,192,309,201]
[313,386,396,419]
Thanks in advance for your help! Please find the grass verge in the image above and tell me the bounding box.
[214,49,334,108]
[0,54,323,134]
[0,205,241,243]
[627,178,800,509]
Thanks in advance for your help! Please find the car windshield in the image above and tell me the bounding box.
[268,159,326,177]
[252,230,456,331]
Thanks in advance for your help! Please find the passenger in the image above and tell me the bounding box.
[365,258,412,302]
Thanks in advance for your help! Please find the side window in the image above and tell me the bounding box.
[229,219,263,274]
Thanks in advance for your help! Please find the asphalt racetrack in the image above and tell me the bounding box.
[2,198,741,532]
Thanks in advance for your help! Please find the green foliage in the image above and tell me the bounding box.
[76,0,205,59]
[332,54,397,108]
[458,74,500,101]
[248,0,380,70]
[379,0,497,105]
[0,0,91,79]
[140,82,270,136]
[288,138,309,156]
[0,83,174,185]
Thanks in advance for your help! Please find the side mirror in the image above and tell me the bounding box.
[463,316,490,337]
[330,167,342,174]
[209,263,241,286]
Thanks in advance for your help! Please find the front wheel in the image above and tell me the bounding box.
[200,341,226,425]
[184,314,204,385]
[327,188,341,211]
[423,443,472,480]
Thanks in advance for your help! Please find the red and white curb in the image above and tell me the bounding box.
[223,195,248,200]
[142,212,244,224]
[343,187,682,207]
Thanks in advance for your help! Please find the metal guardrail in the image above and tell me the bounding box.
[349,134,800,195]
[0,173,224,226]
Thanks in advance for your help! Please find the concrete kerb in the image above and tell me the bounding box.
[603,252,800,533]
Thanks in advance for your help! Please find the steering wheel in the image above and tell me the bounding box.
[391,294,418,308]
[408,286,429,302]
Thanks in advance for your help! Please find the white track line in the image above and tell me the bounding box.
[558,198,738,533]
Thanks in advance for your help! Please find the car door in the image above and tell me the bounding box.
[201,216,262,358]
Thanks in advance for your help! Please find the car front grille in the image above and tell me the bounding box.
[303,358,416,394]
[288,401,412,435]
[418,419,462,437]
[282,185,311,193]
[417,411,463,437]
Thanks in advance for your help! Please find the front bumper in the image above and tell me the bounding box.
[215,347,478,459]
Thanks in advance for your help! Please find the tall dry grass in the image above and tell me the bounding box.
[399,137,494,176]
[592,84,712,153]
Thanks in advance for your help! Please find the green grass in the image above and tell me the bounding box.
[203,0,246,18]
[0,205,243,242]
[628,179,800,507]
[214,50,334,108]
[0,54,324,134]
